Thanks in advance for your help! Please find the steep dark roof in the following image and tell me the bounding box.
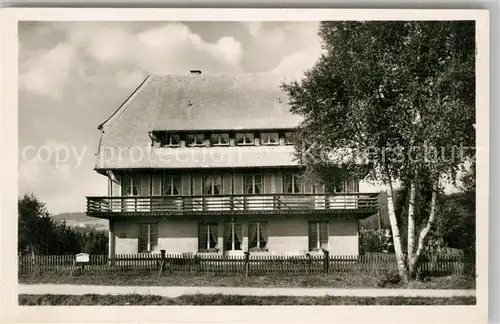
[95,74,303,169]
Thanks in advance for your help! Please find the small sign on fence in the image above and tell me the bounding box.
[70,253,90,277]
[76,253,90,263]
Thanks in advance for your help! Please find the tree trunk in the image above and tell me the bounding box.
[410,177,439,274]
[407,179,417,279]
[385,179,408,281]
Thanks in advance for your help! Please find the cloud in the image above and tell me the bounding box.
[19,43,75,100]
[19,22,246,100]
[67,22,243,74]
[212,37,242,67]
[271,44,323,79]
[115,70,147,89]
[18,138,107,213]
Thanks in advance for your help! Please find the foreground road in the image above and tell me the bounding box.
[18,284,475,298]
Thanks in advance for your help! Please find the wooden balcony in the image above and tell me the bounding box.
[86,193,379,218]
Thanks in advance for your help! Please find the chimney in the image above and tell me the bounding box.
[190,70,202,75]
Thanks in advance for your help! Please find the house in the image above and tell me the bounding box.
[86,71,379,258]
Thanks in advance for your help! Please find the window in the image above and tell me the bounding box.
[284,132,294,145]
[235,132,254,145]
[122,174,149,196]
[260,132,279,145]
[248,222,268,250]
[203,175,222,195]
[224,222,243,251]
[163,175,181,195]
[284,173,302,193]
[138,223,158,253]
[198,222,218,251]
[211,133,230,146]
[186,134,205,147]
[166,133,180,147]
[244,174,262,194]
[308,221,328,251]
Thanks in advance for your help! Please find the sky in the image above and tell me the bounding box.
[18,21,327,214]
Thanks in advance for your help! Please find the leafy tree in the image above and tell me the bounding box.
[18,193,108,255]
[434,164,475,254]
[18,193,53,254]
[282,21,475,280]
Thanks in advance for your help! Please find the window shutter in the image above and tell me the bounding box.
[233,173,243,194]
[303,179,313,193]
[345,179,354,193]
[182,174,191,195]
[112,175,122,197]
[223,173,232,194]
[314,183,324,194]
[192,174,202,195]
[263,172,273,194]
[151,174,162,196]
[140,175,150,196]
[274,172,283,193]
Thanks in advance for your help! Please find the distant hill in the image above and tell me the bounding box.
[51,212,109,231]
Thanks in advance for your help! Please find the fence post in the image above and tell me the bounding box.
[158,250,166,275]
[306,252,312,274]
[323,249,330,274]
[244,251,250,277]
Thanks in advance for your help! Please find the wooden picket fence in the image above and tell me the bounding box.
[18,251,475,277]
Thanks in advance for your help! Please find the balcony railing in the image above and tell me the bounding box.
[87,193,379,216]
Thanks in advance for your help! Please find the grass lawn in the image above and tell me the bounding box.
[19,273,476,289]
[18,293,476,305]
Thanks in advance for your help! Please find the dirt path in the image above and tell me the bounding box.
[18,284,475,298]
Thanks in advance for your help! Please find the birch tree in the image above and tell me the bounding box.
[282,21,475,280]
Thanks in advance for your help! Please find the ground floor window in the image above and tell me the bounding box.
[198,222,218,252]
[224,222,243,251]
[248,222,268,251]
[138,223,158,253]
[308,221,328,251]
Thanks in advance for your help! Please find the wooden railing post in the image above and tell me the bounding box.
[244,251,250,277]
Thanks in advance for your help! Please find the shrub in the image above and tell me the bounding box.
[377,270,402,287]
[359,228,394,254]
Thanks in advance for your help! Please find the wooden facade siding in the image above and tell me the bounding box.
[107,169,360,198]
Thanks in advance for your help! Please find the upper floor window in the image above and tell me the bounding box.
[163,175,181,196]
[284,173,302,194]
[211,133,230,146]
[235,132,254,145]
[203,175,222,195]
[284,132,294,145]
[186,134,205,147]
[260,132,279,145]
[166,133,180,147]
[244,173,262,194]
[122,174,150,196]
